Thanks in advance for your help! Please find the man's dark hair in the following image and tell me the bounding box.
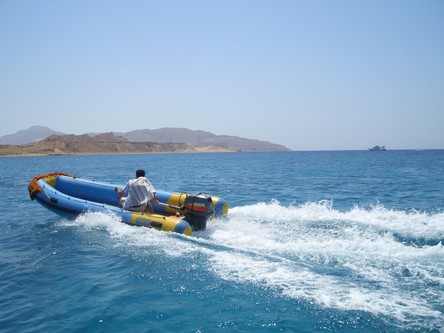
[136,169,145,178]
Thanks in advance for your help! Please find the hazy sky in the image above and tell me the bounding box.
[1,0,443,150]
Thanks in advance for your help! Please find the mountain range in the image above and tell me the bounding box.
[0,132,232,155]
[0,126,63,145]
[0,126,290,154]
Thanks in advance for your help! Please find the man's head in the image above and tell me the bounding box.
[136,169,145,178]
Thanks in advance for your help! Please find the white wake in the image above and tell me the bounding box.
[59,201,444,329]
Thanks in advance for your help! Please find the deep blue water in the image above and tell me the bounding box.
[1,151,444,332]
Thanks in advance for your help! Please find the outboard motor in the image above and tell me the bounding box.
[182,194,213,231]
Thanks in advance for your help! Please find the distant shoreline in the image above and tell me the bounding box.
[2,149,444,158]
[0,150,238,157]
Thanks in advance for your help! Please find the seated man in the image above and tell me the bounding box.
[119,169,158,213]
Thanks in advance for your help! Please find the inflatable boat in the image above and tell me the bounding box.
[28,172,228,236]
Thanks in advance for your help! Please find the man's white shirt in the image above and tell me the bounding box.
[122,177,156,210]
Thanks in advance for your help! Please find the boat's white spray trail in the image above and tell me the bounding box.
[63,201,444,329]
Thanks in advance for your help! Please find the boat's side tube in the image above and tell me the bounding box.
[121,212,192,236]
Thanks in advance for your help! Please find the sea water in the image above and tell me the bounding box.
[0,151,443,332]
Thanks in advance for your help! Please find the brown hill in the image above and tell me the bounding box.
[0,126,290,152]
[123,128,290,152]
[0,133,235,155]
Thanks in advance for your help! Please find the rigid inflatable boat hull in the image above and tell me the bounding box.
[29,173,229,236]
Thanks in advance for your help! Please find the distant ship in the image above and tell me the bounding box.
[369,145,387,151]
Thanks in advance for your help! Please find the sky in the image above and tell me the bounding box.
[1,0,443,150]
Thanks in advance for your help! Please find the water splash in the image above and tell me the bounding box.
[63,201,444,329]
[230,200,444,240]
[59,212,199,257]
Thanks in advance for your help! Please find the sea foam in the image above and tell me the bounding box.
[63,201,444,329]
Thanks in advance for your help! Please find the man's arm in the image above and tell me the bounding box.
[117,183,129,198]
[150,192,160,205]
